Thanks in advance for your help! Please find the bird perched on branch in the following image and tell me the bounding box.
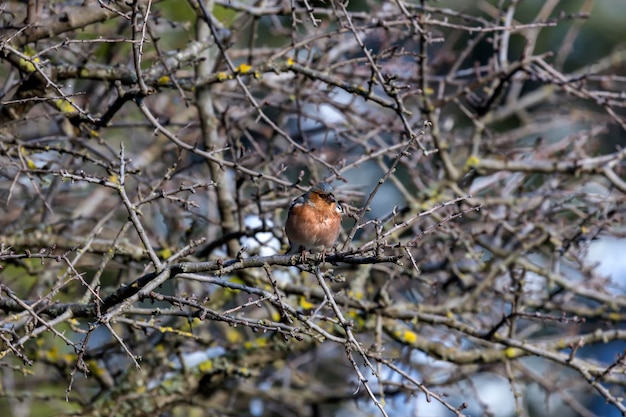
[285,182,343,256]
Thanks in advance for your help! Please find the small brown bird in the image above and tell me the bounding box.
[285,182,343,254]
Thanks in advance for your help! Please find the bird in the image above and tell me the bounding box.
[285,182,343,257]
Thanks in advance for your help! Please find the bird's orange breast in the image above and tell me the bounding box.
[285,201,341,249]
